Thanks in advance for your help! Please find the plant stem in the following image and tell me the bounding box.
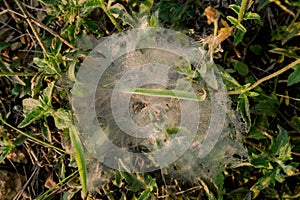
[30,18,75,49]
[238,0,248,23]
[0,72,36,76]
[0,116,70,155]
[14,0,48,55]
[106,10,122,32]
[35,170,79,200]
[228,58,300,95]
[99,1,122,32]
[210,18,219,62]
[270,0,295,17]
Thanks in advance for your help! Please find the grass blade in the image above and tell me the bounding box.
[69,124,87,198]
[36,170,79,200]
[0,115,69,154]
[131,88,206,101]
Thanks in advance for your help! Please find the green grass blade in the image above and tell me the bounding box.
[69,124,87,198]
[35,170,79,200]
[132,88,206,101]
[0,115,69,155]
[0,72,36,76]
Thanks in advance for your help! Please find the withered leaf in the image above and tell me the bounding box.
[216,27,234,44]
[204,6,219,25]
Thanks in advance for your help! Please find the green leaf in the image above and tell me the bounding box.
[69,124,87,198]
[283,22,300,44]
[53,109,71,130]
[67,61,76,82]
[236,23,247,33]
[64,6,77,24]
[139,176,156,200]
[153,1,191,25]
[287,63,300,86]
[270,126,290,157]
[251,153,270,168]
[62,187,81,200]
[22,98,41,114]
[18,107,47,128]
[149,10,160,28]
[280,163,296,176]
[249,44,264,55]
[253,93,278,117]
[231,59,249,76]
[138,189,151,200]
[220,70,241,90]
[119,171,146,192]
[215,170,225,198]
[50,37,62,56]
[113,171,123,187]
[138,0,154,15]
[41,121,52,142]
[33,57,61,75]
[42,82,55,106]
[33,57,48,68]
[11,78,31,98]
[243,12,260,20]
[291,1,300,7]
[274,167,285,183]
[14,133,31,146]
[83,1,101,16]
[227,16,238,25]
[234,29,245,46]
[238,94,251,131]
[227,16,247,33]
[198,61,218,90]
[31,71,44,97]
[271,22,300,45]
[250,170,276,198]
[175,58,193,77]
[248,115,269,140]
[65,25,76,44]
[229,4,240,15]
[166,127,179,135]
[109,3,136,27]
[0,138,14,163]
[82,19,102,35]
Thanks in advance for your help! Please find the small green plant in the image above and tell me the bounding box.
[114,170,157,200]
[249,126,298,198]
[226,0,261,45]
[40,0,104,43]
[14,79,87,197]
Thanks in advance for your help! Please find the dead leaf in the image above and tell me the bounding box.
[204,6,219,25]
[216,27,234,44]
[44,173,56,189]
[7,150,27,163]
[220,19,230,28]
